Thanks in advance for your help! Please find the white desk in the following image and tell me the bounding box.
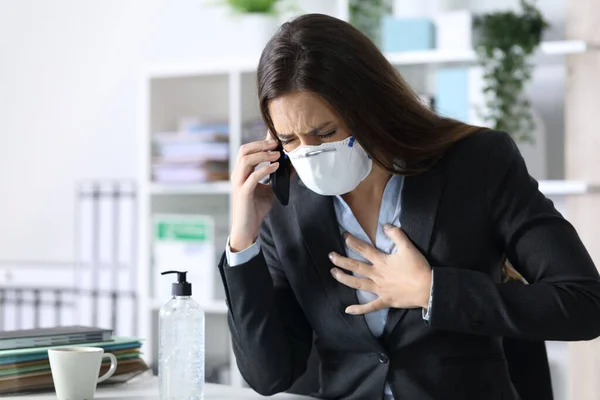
[5,378,312,400]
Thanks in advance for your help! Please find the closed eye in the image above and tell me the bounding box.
[318,129,337,139]
[279,128,337,145]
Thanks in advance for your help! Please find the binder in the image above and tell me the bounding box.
[75,181,138,337]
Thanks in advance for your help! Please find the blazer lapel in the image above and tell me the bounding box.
[292,178,383,351]
[384,164,445,336]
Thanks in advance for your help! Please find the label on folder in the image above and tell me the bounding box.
[156,220,209,242]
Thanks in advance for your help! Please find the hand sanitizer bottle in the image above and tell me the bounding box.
[159,270,205,400]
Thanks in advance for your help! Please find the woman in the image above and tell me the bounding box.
[218,14,600,400]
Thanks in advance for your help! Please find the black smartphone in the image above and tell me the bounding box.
[270,145,291,206]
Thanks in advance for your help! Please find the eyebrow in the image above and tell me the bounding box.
[276,121,335,141]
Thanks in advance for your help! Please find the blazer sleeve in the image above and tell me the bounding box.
[217,215,313,396]
[429,131,600,341]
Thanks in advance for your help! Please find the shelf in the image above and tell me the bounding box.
[143,41,592,79]
[149,180,587,196]
[151,181,231,195]
[150,298,228,314]
[385,40,590,66]
[538,180,588,196]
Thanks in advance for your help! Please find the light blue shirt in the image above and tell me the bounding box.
[226,174,433,399]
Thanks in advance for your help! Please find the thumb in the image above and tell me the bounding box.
[383,224,410,248]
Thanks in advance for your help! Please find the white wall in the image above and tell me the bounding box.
[0,0,338,266]
[0,0,156,263]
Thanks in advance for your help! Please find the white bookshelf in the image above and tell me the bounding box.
[137,60,256,388]
[136,28,594,390]
[151,182,232,195]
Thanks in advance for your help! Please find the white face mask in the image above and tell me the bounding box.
[285,137,372,196]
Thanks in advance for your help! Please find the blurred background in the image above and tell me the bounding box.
[0,0,599,398]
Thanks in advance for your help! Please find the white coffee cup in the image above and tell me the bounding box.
[48,347,118,400]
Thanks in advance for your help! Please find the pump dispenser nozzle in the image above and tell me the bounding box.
[161,270,192,296]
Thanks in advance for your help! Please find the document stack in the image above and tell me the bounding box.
[152,119,230,184]
[0,326,148,395]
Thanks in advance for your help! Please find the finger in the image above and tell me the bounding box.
[383,224,411,249]
[242,150,280,171]
[243,162,279,192]
[344,233,383,263]
[328,252,371,277]
[345,298,387,315]
[237,140,278,160]
[330,268,375,292]
[234,150,280,184]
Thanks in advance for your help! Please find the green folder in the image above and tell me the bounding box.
[0,352,141,378]
[0,337,142,366]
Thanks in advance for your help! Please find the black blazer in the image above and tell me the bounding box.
[218,130,600,400]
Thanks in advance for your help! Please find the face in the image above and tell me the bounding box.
[268,91,351,152]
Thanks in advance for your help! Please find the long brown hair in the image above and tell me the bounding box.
[257,13,487,175]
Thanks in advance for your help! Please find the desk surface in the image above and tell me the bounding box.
[6,378,312,400]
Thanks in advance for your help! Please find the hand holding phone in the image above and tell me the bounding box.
[229,140,281,251]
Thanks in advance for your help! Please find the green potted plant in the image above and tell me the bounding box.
[473,0,549,143]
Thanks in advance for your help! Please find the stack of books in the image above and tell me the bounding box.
[0,326,148,395]
[152,120,230,184]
